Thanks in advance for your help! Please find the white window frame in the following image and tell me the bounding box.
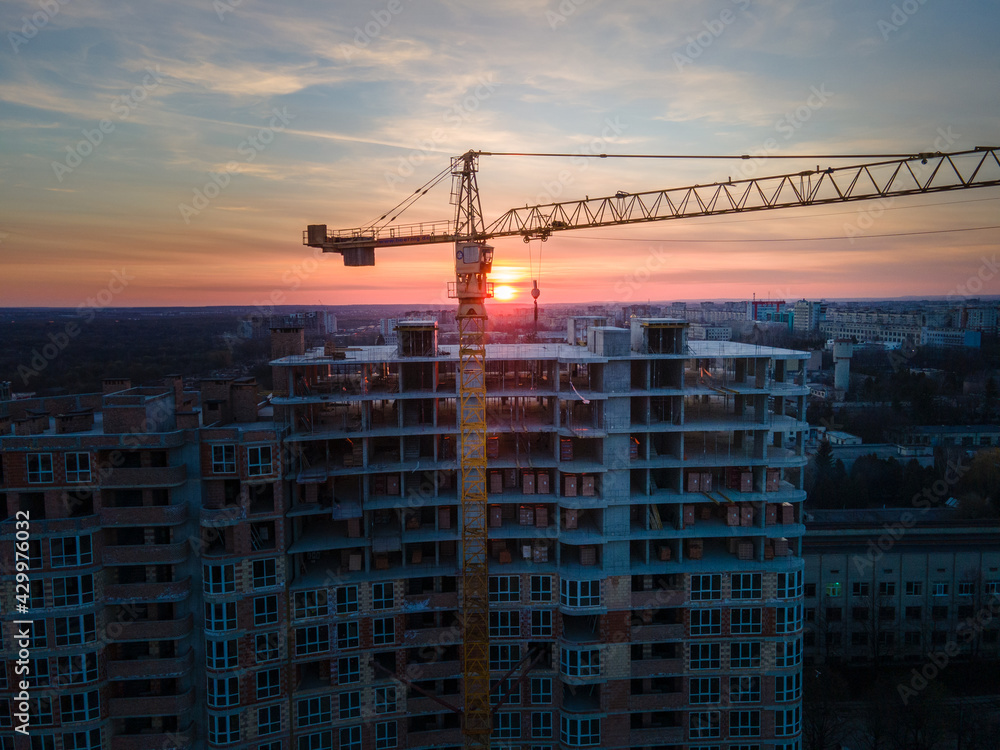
[375,686,396,714]
[531,676,552,704]
[337,621,359,649]
[689,711,720,739]
[730,675,761,703]
[204,564,236,595]
[732,573,762,600]
[59,690,100,723]
[208,713,240,745]
[690,676,720,703]
[258,704,282,736]
[560,647,600,678]
[491,610,520,637]
[212,444,236,473]
[691,608,721,635]
[776,604,803,634]
[253,558,278,589]
[338,656,360,684]
[375,721,397,750]
[297,732,333,750]
[373,617,395,646]
[27,453,54,483]
[372,582,394,610]
[293,589,328,619]
[560,579,600,608]
[297,695,331,728]
[731,607,762,635]
[65,453,91,483]
[206,638,238,669]
[958,581,975,597]
[339,726,361,750]
[255,632,279,662]
[731,641,760,669]
[248,445,273,476]
[56,653,98,685]
[906,581,923,596]
[257,668,280,699]
[207,676,240,708]
[879,581,897,596]
[490,643,521,671]
[775,673,801,702]
[50,536,93,568]
[933,582,949,597]
[61,730,102,750]
[296,625,330,656]
[339,691,360,719]
[691,643,720,670]
[494,712,521,740]
[775,637,802,668]
[729,710,761,738]
[691,574,721,601]
[775,706,801,737]
[54,615,95,647]
[254,595,279,626]
[531,609,553,637]
[530,574,552,602]
[561,716,600,747]
[490,575,520,603]
[336,585,359,614]
[205,602,237,632]
[531,710,553,738]
[52,575,94,608]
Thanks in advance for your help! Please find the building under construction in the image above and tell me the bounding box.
[266,317,809,749]
[0,317,807,750]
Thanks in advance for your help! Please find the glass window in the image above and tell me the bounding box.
[531,676,552,704]
[254,595,279,626]
[373,617,395,646]
[375,721,397,750]
[730,710,760,738]
[372,582,394,610]
[731,608,762,635]
[731,642,760,669]
[27,453,54,483]
[561,716,600,747]
[206,638,237,669]
[296,625,329,656]
[59,691,100,722]
[208,714,240,745]
[732,573,761,600]
[65,453,91,483]
[689,711,720,739]
[776,604,803,634]
[490,610,520,637]
[729,675,760,703]
[207,676,239,708]
[560,648,600,677]
[257,668,280,699]
[776,571,801,599]
[258,705,281,736]
[493,713,521,740]
[293,590,328,619]
[205,602,237,632]
[339,726,361,750]
[905,581,923,596]
[490,575,520,603]
[691,643,720,670]
[336,585,359,614]
[691,608,721,635]
[490,644,521,671]
[297,696,331,728]
[253,558,278,589]
[212,444,236,473]
[560,579,600,607]
[530,575,552,602]
[338,656,360,684]
[690,676,720,703]
[339,691,360,719]
[531,711,553,738]
[775,673,801,702]
[248,445,273,476]
[775,638,802,668]
[52,575,94,607]
[375,686,396,714]
[50,536,93,568]
[337,621,359,649]
[204,564,236,595]
[531,610,552,637]
[775,707,801,737]
[255,632,279,662]
[691,574,721,601]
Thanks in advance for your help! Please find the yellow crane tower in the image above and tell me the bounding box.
[304,146,1000,750]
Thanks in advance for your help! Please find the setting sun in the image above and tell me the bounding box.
[493,285,518,301]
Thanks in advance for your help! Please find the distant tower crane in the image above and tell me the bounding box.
[304,145,1000,750]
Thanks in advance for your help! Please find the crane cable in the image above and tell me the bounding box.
[362,162,454,230]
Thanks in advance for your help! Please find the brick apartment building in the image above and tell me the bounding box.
[1,318,809,750]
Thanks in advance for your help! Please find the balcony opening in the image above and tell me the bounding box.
[249,482,275,514]
[19,492,45,519]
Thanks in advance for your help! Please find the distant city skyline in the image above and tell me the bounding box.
[2,0,999,306]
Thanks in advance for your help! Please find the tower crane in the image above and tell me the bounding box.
[304,146,1000,750]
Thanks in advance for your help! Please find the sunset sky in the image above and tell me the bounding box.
[2,0,999,308]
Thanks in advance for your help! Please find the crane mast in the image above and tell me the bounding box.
[448,152,493,750]
[302,145,1000,750]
